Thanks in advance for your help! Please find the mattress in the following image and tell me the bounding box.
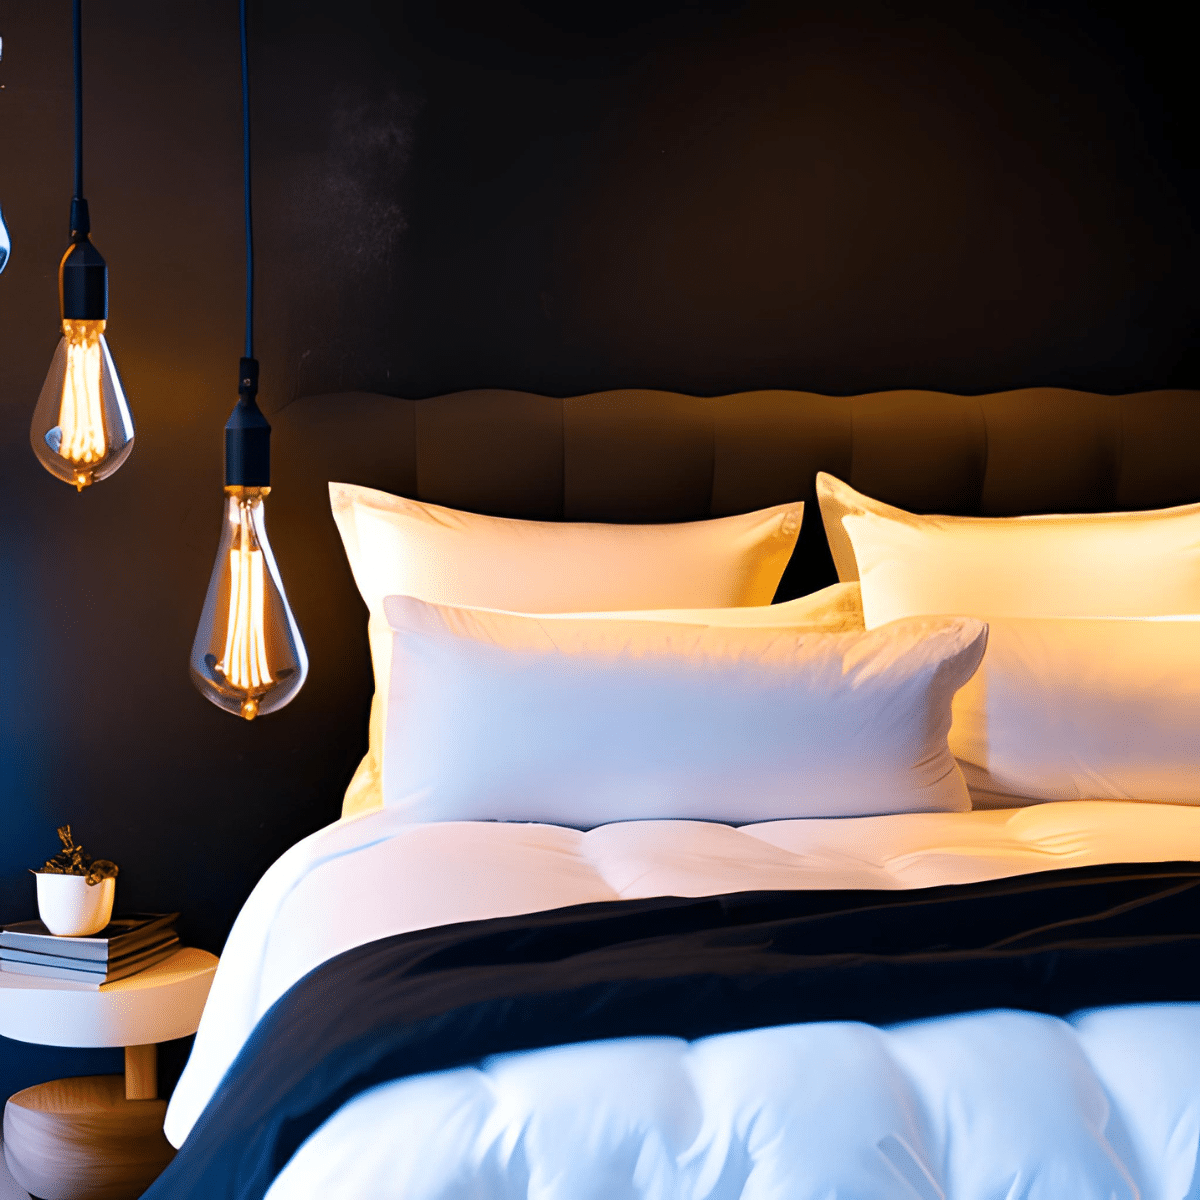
[166,799,1200,1155]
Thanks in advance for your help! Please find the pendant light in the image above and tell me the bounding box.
[30,0,134,491]
[189,0,307,721]
[1,31,11,274]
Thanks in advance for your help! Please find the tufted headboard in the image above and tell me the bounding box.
[269,387,1200,803]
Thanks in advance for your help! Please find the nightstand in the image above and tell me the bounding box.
[0,947,217,1200]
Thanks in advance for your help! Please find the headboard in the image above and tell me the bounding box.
[269,387,1200,807]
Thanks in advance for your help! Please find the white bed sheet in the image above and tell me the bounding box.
[166,799,1200,1153]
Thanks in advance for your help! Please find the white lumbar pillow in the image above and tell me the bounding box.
[950,616,1200,806]
[815,472,1200,629]
[381,594,988,826]
[330,483,804,818]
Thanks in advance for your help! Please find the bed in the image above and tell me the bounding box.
[153,387,1200,1199]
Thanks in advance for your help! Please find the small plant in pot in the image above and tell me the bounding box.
[30,825,120,937]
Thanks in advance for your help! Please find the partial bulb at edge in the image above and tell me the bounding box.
[31,319,134,490]
[190,486,308,720]
[0,202,10,273]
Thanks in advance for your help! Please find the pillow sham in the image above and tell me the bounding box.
[380,595,988,826]
[950,616,1200,806]
[331,483,805,817]
[815,473,1200,629]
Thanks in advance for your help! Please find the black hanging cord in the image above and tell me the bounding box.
[225,0,269,488]
[61,0,103,317]
[73,0,83,201]
[68,0,90,237]
[240,0,254,361]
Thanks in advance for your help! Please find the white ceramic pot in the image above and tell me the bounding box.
[35,873,116,937]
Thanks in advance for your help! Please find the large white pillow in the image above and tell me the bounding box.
[380,595,988,826]
[950,616,1200,806]
[816,473,1200,629]
[330,483,804,817]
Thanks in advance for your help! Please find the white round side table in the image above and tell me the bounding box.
[0,947,217,1200]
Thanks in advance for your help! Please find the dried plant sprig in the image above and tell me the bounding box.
[30,824,120,886]
[85,859,119,885]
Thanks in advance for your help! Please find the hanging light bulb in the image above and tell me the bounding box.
[191,361,307,720]
[0,202,11,273]
[30,1,134,491]
[191,0,307,721]
[1,31,9,272]
[30,215,134,491]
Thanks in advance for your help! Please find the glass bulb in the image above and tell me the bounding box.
[190,486,308,720]
[30,319,134,490]
[0,202,10,273]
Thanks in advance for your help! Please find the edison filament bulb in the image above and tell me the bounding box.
[190,486,306,719]
[190,360,307,719]
[30,203,134,489]
[32,317,133,489]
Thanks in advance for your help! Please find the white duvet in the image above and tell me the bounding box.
[167,802,1200,1198]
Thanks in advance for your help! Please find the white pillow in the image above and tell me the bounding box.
[950,616,1200,806]
[540,581,865,632]
[816,472,1200,629]
[380,595,988,826]
[330,483,804,817]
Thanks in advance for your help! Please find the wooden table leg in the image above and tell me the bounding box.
[3,1076,174,1200]
[124,1045,157,1101]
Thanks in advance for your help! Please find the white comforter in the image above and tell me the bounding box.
[167,802,1200,1198]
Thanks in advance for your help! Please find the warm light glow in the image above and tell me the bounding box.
[190,485,307,720]
[216,491,273,720]
[31,319,134,490]
[57,319,108,485]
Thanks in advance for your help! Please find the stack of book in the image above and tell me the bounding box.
[0,913,180,987]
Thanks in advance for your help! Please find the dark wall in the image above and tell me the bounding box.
[0,0,1195,1101]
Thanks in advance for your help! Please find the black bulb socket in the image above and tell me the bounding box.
[225,357,271,487]
[60,238,108,327]
[60,198,107,320]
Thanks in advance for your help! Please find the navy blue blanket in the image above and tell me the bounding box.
[148,861,1200,1199]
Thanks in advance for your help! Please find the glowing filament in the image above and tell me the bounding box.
[217,501,273,699]
[57,320,108,469]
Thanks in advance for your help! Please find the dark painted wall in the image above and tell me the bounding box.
[0,0,1195,1102]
